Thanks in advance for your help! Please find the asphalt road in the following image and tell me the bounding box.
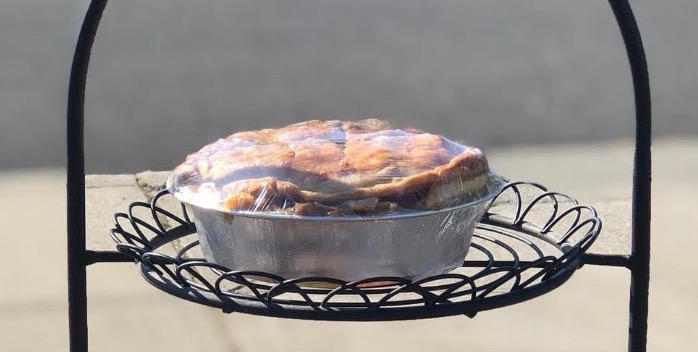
[1,0,696,173]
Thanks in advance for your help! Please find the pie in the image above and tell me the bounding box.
[167,119,494,216]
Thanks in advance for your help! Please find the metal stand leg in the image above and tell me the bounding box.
[67,1,109,351]
[607,1,652,351]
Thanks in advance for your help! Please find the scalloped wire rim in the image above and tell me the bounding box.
[109,182,601,320]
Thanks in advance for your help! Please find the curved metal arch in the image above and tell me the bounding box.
[66,1,651,351]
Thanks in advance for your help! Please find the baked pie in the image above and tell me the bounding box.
[167,119,494,216]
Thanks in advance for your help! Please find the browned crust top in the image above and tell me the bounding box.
[169,119,491,215]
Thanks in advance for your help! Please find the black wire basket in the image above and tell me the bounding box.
[109,182,600,320]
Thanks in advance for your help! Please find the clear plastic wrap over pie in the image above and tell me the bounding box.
[166,119,505,280]
[167,119,503,217]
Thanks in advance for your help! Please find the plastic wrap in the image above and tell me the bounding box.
[167,119,503,217]
[166,119,505,280]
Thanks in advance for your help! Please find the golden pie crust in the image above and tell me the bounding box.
[168,119,492,216]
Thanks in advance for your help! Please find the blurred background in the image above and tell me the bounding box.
[1,0,696,172]
[1,0,697,351]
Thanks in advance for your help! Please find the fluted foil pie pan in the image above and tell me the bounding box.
[175,174,505,281]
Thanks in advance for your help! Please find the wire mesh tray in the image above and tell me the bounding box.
[109,182,600,321]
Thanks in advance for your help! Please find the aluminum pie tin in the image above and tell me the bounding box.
[172,175,506,282]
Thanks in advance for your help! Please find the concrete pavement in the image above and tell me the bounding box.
[1,137,697,351]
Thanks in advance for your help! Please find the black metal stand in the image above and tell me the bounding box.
[66,1,651,351]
